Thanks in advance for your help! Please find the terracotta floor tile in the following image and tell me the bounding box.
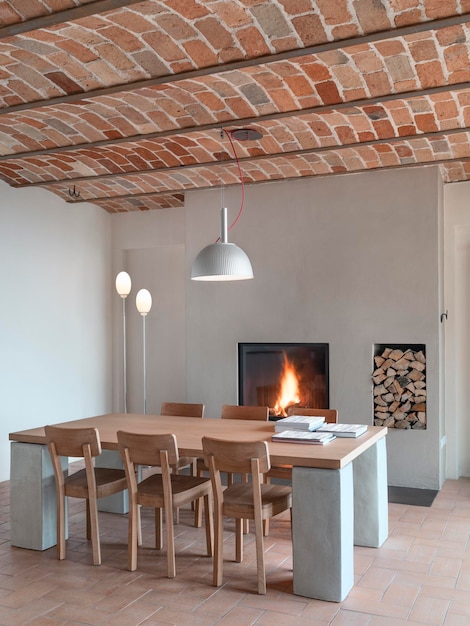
[1,477,470,625]
[408,596,451,625]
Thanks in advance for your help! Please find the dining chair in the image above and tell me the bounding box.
[160,401,205,525]
[202,436,292,594]
[117,430,213,578]
[267,407,338,481]
[195,404,269,529]
[45,425,128,566]
[161,401,204,474]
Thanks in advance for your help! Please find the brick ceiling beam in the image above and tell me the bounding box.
[1,12,469,116]
[2,80,469,162]
[15,125,470,190]
[64,155,470,205]
[0,0,145,39]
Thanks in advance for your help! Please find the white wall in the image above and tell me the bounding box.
[0,182,112,481]
[444,181,470,478]
[111,210,187,414]
[0,166,453,489]
[184,167,444,489]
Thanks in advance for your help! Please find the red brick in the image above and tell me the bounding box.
[164,0,209,20]
[354,0,393,32]
[335,125,357,144]
[183,39,219,67]
[236,27,271,57]
[303,61,332,83]
[424,0,458,19]
[416,61,446,88]
[316,81,341,105]
[409,40,438,63]
[291,14,327,46]
[364,71,392,97]
[373,120,395,139]
[415,113,439,133]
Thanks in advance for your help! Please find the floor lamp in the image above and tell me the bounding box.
[115,271,131,413]
[136,288,152,414]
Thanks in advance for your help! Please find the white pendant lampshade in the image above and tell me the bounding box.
[191,207,253,281]
[136,288,152,315]
[115,271,131,297]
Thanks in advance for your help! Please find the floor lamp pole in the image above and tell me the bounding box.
[142,314,147,414]
[122,297,128,413]
[136,288,152,415]
[115,271,132,413]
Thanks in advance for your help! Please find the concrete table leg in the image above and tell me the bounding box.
[353,437,388,548]
[10,442,67,550]
[292,463,354,601]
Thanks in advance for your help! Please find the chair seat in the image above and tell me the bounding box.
[223,483,292,519]
[137,473,212,509]
[65,468,127,499]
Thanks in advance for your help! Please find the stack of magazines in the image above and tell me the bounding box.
[271,429,336,445]
[274,414,325,432]
[272,414,336,444]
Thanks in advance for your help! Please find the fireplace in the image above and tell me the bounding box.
[238,343,329,418]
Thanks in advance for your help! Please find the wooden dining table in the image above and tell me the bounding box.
[9,413,388,602]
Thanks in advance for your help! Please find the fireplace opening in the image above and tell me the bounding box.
[238,343,329,419]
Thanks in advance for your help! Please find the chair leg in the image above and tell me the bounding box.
[57,489,66,561]
[165,505,176,579]
[87,497,101,566]
[128,501,139,571]
[194,462,205,527]
[253,512,266,594]
[137,504,142,546]
[263,518,270,536]
[155,507,163,550]
[213,502,224,587]
[203,493,213,557]
[194,496,203,528]
[235,518,243,563]
[86,499,91,540]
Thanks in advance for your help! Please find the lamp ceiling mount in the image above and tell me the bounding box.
[230,128,263,141]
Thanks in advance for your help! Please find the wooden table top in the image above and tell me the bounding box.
[9,413,387,470]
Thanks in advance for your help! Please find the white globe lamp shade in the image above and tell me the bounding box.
[136,289,152,315]
[115,271,131,298]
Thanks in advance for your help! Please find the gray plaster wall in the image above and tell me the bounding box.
[184,167,444,489]
[111,166,444,489]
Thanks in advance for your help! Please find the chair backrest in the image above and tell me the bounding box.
[117,431,179,469]
[286,407,338,424]
[161,402,205,418]
[45,425,102,458]
[202,436,270,476]
[221,405,269,421]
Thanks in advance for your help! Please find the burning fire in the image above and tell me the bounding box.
[273,356,300,416]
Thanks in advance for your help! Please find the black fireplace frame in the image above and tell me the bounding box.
[238,342,330,411]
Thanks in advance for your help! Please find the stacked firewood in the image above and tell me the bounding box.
[373,347,426,429]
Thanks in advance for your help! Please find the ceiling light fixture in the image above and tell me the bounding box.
[191,128,261,282]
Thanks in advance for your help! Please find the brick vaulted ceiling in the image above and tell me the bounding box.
[1,1,470,213]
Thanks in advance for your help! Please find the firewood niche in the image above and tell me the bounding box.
[373,345,426,429]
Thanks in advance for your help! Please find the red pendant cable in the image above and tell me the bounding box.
[215,128,245,242]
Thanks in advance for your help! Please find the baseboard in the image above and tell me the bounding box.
[388,486,438,507]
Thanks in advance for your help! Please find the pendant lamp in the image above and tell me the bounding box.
[191,207,253,281]
[191,127,260,282]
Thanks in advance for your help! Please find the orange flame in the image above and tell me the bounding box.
[273,356,300,416]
